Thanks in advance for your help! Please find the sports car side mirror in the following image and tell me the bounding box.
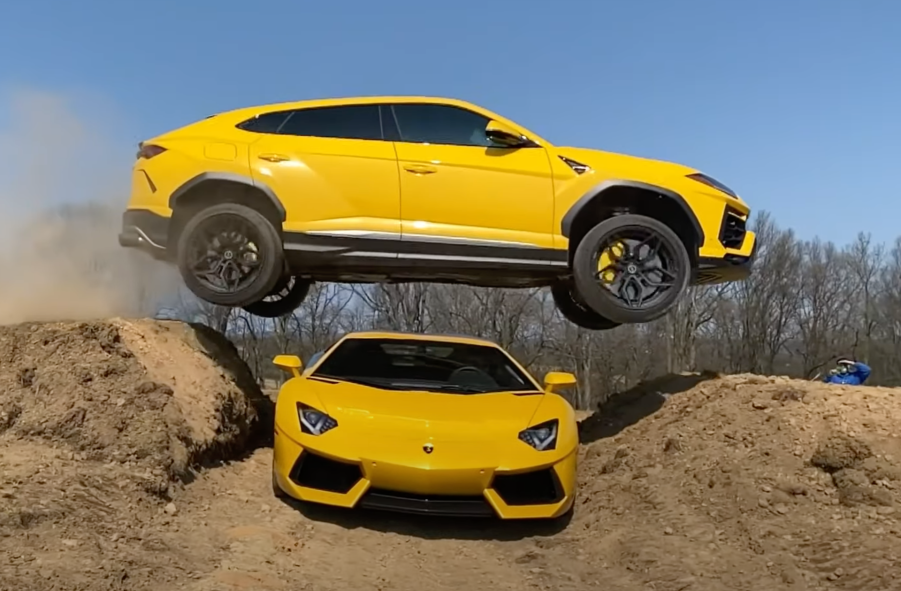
[485,120,536,148]
[543,371,577,392]
[273,354,303,378]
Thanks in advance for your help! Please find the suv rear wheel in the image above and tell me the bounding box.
[176,203,285,307]
[572,214,690,324]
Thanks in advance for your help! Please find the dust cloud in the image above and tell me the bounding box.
[0,87,180,324]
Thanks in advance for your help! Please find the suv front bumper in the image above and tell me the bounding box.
[694,230,757,285]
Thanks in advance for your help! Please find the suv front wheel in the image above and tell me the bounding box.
[242,275,312,318]
[572,214,691,325]
[176,202,285,308]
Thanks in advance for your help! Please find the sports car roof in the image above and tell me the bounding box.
[340,331,501,348]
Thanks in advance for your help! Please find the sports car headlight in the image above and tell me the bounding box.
[518,419,558,451]
[296,403,338,436]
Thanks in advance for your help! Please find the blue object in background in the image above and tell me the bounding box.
[824,362,871,385]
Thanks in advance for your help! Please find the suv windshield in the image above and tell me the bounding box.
[310,338,540,394]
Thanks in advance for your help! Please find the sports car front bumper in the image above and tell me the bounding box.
[272,426,577,520]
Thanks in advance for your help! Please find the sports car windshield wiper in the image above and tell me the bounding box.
[426,384,490,394]
[312,375,407,390]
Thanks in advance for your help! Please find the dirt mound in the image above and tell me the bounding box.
[0,319,267,480]
[575,373,901,590]
[0,319,270,591]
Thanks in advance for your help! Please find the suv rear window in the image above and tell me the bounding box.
[236,111,292,133]
[236,104,383,141]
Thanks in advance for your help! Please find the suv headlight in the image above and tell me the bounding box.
[687,172,739,199]
[297,403,338,436]
[518,419,558,451]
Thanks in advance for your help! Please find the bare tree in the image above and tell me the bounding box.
[120,205,901,410]
[846,232,884,362]
[795,239,855,376]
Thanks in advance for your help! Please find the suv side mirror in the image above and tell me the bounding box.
[485,120,536,148]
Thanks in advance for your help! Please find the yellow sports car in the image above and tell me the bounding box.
[270,331,579,520]
[119,95,756,327]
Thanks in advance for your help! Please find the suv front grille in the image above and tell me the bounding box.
[719,208,746,249]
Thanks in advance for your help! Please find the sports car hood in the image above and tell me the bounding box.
[299,379,545,441]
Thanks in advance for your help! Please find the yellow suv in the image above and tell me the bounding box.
[119,96,756,328]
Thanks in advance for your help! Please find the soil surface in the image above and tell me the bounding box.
[2,322,901,591]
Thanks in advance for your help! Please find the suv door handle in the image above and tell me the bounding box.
[258,153,289,162]
[403,164,437,175]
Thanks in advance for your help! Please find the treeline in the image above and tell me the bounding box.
[152,211,900,410]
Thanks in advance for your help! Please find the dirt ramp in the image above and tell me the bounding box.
[575,374,901,590]
[0,318,268,481]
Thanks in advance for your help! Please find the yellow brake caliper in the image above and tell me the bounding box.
[597,240,626,285]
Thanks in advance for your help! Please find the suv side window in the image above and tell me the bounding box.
[272,104,383,141]
[236,111,292,133]
[389,104,505,148]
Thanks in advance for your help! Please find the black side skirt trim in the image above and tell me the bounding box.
[118,209,570,276]
[282,232,568,269]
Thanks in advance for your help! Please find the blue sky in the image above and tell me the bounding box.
[1,0,898,247]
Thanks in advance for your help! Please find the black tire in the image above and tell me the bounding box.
[176,203,285,307]
[572,214,691,325]
[242,275,313,318]
[551,281,620,330]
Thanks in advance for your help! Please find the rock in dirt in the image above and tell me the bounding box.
[811,434,873,473]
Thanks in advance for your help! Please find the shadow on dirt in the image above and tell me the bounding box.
[578,371,719,445]
[282,498,572,541]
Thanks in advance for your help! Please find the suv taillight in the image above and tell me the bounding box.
[136,143,166,160]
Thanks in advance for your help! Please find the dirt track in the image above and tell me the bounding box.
[2,320,901,591]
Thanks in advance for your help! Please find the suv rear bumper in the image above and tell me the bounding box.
[118,209,171,260]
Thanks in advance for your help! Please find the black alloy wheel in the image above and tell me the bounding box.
[176,203,284,308]
[573,214,690,325]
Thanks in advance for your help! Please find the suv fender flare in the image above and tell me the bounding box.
[168,172,287,222]
[560,179,705,247]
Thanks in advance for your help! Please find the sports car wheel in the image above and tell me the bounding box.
[176,203,285,308]
[242,275,312,318]
[573,214,690,325]
[550,280,620,331]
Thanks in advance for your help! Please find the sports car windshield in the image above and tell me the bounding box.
[310,338,541,394]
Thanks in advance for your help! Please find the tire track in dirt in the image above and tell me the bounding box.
[175,449,566,591]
